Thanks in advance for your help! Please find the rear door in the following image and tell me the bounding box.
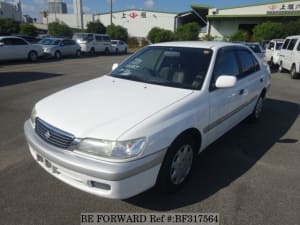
[7,38,29,59]
[0,38,12,60]
[234,47,264,121]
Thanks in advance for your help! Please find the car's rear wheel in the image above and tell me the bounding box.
[75,50,81,57]
[28,51,38,62]
[290,64,298,79]
[249,94,265,122]
[156,134,196,193]
[104,47,110,55]
[54,51,61,60]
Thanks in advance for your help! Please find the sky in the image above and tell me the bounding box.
[10,0,281,19]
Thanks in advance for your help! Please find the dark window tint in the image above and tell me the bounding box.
[297,42,300,51]
[268,42,274,50]
[4,38,27,45]
[213,49,239,79]
[276,42,283,50]
[237,50,258,76]
[95,35,102,41]
[287,39,297,50]
[103,36,110,42]
[282,39,290,49]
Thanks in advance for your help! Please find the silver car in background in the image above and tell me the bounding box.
[39,38,81,60]
[111,40,128,54]
[244,42,265,61]
[0,36,43,62]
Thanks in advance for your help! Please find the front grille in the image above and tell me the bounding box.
[35,117,75,149]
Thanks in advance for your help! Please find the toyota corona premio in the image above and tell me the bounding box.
[24,41,271,199]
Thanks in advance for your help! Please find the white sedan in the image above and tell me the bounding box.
[111,40,128,54]
[0,36,43,62]
[24,41,271,199]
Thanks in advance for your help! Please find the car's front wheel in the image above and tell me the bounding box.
[290,64,298,79]
[54,51,61,60]
[156,134,196,193]
[28,51,38,62]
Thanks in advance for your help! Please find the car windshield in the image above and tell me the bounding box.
[39,39,60,45]
[110,46,213,90]
[276,43,283,50]
[246,44,262,53]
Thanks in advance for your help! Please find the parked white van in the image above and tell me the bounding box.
[73,33,112,55]
[265,39,284,67]
[278,35,300,79]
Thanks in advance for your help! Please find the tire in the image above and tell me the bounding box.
[269,57,274,68]
[156,134,196,193]
[249,94,265,122]
[104,48,110,55]
[90,48,96,56]
[75,50,81,57]
[28,51,38,62]
[278,61,284,73]
[54,51,61,60]
[290,64,298,79]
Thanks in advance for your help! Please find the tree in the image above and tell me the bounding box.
[106,24,128,42]
[48,21,73,37]
[0,18,20,35]
[282,19,300,37]
[175,22,199,41]
[20,23,38,37]
[252,22,284,41]
[229,30,250,42]
[147,27,174,43]
[86,20,106,34]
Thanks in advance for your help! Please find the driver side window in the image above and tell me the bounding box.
[211,49,239,90]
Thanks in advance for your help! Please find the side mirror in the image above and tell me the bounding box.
[112,63,119,71]
[215,75,237,88]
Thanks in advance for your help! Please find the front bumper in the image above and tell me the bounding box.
[24,120,165,199]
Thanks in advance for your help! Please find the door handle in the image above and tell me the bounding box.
[260,77,264,83]
[239,89,244,95]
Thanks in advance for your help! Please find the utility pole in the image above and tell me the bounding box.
[110,0,113,25]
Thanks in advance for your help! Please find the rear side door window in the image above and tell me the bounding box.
[95,35,102,42]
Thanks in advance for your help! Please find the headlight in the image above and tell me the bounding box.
[77,138,146,159]
[30,106,37,125]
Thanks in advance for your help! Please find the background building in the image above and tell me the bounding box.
[205,0,300,40]
[95,9,178,37]
[0,0,22,22]
[48,0,67,14]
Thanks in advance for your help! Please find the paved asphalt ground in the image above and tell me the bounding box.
[0,56,299,225]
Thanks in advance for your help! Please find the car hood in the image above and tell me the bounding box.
[36,75,193,140]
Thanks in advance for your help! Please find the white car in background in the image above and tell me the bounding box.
[111,40,128,54]
[0,36,43,62]
[278,35,300,79]
[265,39,284,67]
[72,33,112,55]
[24,41,271,199]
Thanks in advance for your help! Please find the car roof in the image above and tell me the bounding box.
[43,37,64,40]
[285,35,300,39]
[151,41,243,50]
[0,36,24,39]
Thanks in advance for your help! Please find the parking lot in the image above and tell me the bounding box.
[0,56,300,225]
